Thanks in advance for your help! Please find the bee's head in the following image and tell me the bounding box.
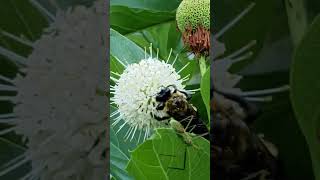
[155,85,177,102]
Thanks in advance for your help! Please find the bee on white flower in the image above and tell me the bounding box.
[110,46,194,142]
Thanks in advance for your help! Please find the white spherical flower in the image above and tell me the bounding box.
[111,51,191,142]
[0,0,106,179]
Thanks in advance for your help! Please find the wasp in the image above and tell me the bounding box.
[211,85,280,180]
[153,85,209,140]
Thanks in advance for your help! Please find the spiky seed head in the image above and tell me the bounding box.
[176,0,210,32]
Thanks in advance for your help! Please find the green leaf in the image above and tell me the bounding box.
[285,0,308,46]
[110,28,145,65]
[110,0,180,34]
[291,15,320,180]
[126,128,210,180]
[126,21,183,61]
[111,0,180,11]
[200,67,210,123]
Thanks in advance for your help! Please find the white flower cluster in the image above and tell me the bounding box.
[111,57,187,141]
[10,0,107,179]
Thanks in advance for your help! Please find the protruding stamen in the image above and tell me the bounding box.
[116,123,127,134]
[225,40,256,60]
[29,0,55,22]
[111,116,122,127]
[215,2,255,39]
[0,118,16,124]
[111,110,120,118]
[245,96,273,102]
[0,96,16,102]
[156,48,159,59]
[137,129,142,144]
[130,125,138,141]
[241,85,290,97]
[0,84,17,92]
[181,74,190,82]
[110,77,119,82]
[149,43,153,58]
[172,54,179,65]
[0,113,15,119]
[0,46,27,67]
[0,75,14,84]
[145,47,147,59]
[166,48,173,63]
[114,56,127,68]
[231,51,253,63]
[0,29,33,47]
[0,153,25,174]
[0,154,29,176]
[177,62,190,74]
[143,127,149,141]
[0,127,15,135]
[124,126,134,141]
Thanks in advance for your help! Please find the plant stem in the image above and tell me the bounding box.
[199,55,206,76]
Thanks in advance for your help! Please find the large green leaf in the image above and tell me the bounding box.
[126,128,210,180]
[110,28,145,65]
[110,0,180,34]
[291,15,320,180]
[111,0,180,11]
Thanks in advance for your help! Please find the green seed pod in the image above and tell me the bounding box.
[176,0,210,32]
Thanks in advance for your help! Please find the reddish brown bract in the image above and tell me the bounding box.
[182,26,210,56]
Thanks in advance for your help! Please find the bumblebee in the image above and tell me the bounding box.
[153,85,209,140]
[211,86,280,180]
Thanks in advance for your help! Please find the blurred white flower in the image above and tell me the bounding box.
[111,48,191,142]
[0,0,106,179]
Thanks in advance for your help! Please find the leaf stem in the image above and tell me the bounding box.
[199,55,206,77]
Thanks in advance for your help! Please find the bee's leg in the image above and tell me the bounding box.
[187,124,198,133]
[153,114,170,121]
